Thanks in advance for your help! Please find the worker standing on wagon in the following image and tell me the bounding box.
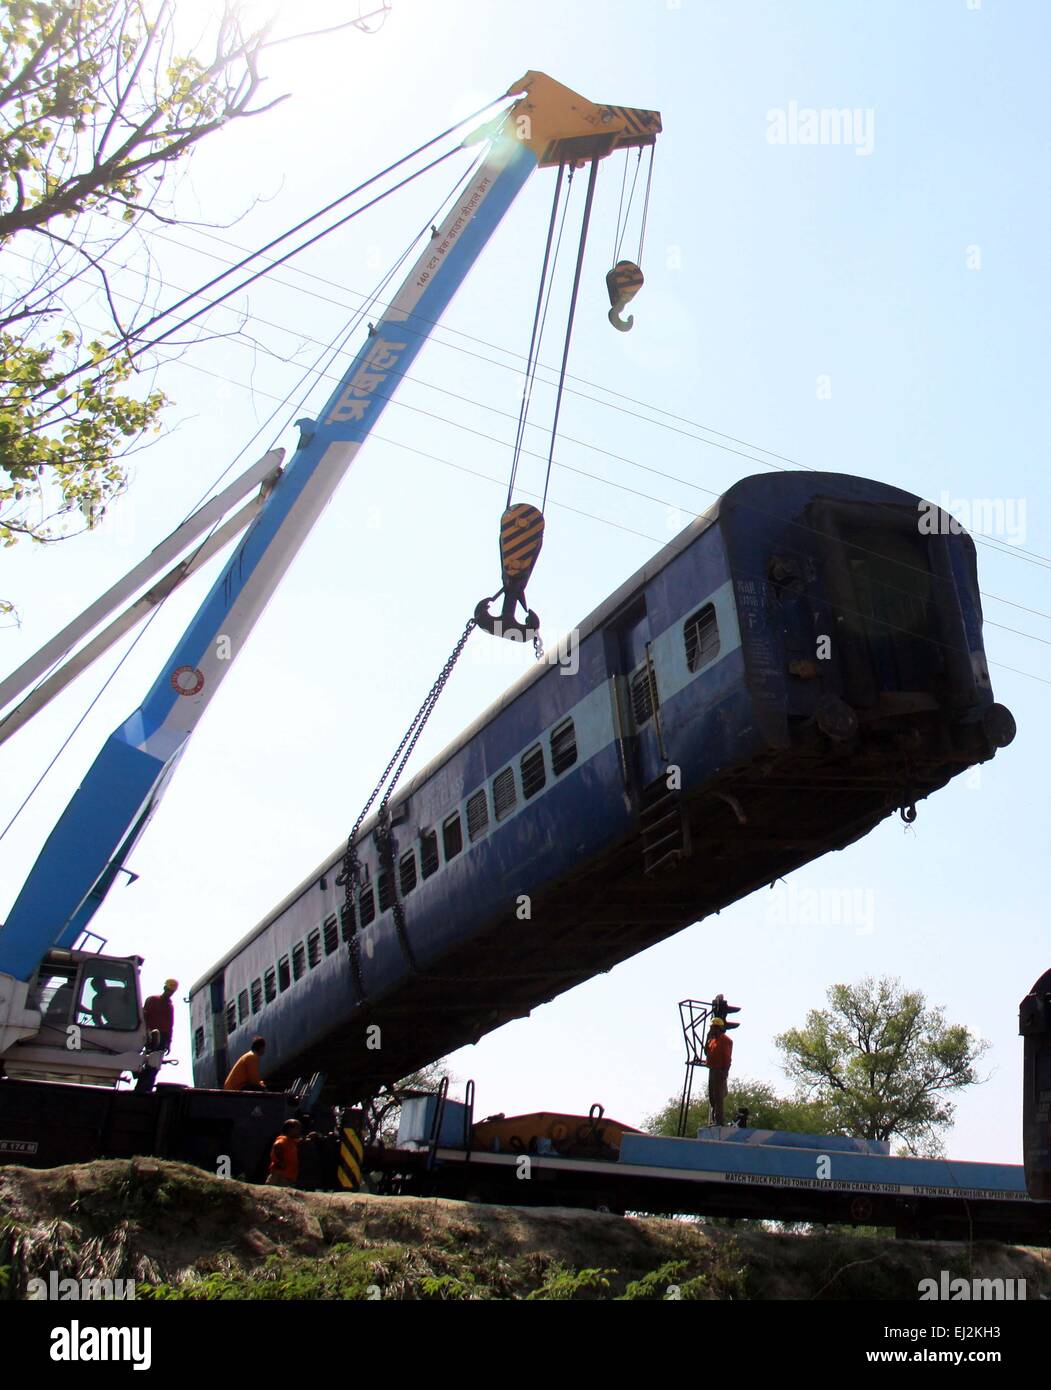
[224,1035,267,1091]
[705,1018,733,1126]
[266,1119,302,1187]
[135,978,178,1093]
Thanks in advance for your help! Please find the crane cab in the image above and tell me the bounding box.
[2,948,146,1086]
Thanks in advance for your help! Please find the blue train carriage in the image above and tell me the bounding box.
[189,471,1014,1101]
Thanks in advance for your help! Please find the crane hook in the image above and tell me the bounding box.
[474,503,545,647]
[606,260,644,334]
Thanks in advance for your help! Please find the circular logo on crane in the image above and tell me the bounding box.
[171,665,205,696]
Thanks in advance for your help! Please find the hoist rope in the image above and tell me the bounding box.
[506,163,568,508]
[614,148,643,265]
[540,158,600,513]
[613,150,630,260]
[637,143,656,264]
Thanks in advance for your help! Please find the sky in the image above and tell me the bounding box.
[1,0,1049,1165]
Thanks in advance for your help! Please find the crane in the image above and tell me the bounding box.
[0,72,661,1090]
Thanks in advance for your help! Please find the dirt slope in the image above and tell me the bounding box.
[1,1159,1048,1300]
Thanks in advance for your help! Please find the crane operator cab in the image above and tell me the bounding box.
[1,948,146,1085]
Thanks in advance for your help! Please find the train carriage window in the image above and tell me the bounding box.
[340,901,356,941]
[292,943,305,981]
[237,989,249,1023]
[550,718,577,775]
[225,1002,237,1035]
[420,828,439,878]
[493,767,517,821]
[685,604,720,672]
[520,744,546,799]
[466,789,489,842]
[377,870,394,913]
[359,886,376,927]
[250,979,262,1014]
[443,813,463,861]
[400,850,417,895]
[193,1026,205,1059]
[307,929,321,968]
[277,956,291,992]
[323,914,339,955]
[264,969,277,1003]
[630,664,659,727]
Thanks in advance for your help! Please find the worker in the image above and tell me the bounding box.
[89,975,137,1031]
[223,1035,267,1091]
[135,979,178,1094]
[705,1017,733,1126]
[266,1120,302,1187]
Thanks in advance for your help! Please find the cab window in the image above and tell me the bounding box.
[76,964,139,1031]
[34,967,77,1028]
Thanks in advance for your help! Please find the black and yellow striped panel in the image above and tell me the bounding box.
[337,1124,364,1191]
[607,261,644,305]
[500,504,545,584]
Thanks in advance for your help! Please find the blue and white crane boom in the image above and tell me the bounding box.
[0,72,661,1079]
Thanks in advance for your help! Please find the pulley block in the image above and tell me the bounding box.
[606,259,644,332]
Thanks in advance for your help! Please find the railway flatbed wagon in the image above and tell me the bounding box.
[379,1097,1051,1245]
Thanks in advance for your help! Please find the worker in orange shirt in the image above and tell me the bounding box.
[223,1035,267,1091]
[266,1119,302,1187]
[704,1018,733,1126]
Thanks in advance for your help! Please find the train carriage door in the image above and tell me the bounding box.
[209,975,228,1089]
[612,596,667,790]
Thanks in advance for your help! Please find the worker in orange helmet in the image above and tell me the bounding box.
[266,1119,303,1187]
[223,1035,267,1091]
[705,1018,733,1126]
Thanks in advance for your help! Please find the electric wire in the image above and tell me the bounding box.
[143,348,1051,688]
[29,93,511,420]
[17,235,1049,642]
[0,155,492,838]
[103,216,1051,574]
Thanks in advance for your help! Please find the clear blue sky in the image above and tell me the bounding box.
[1,0,1048,1162]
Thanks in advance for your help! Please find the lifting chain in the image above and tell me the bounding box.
[337,617,477,982]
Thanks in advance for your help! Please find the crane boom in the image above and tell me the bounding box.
[0,73,660,1067]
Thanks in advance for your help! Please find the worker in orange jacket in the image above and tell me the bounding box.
[223,1035,267,1091]
[705,1018,733,1126]
[266,1119,302,1187]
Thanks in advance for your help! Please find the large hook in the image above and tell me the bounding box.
[474,503,545,646]
[605,260,644,334]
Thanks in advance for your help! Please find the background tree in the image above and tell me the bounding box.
[363,1060,456,1147]
[645,1076,834,1138]
[775,976,987,1156]
[0,0,293,562]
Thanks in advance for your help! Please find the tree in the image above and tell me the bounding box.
[0,1,298,561]
[363,1060,457,1147]
[645,1076,834,1138]
[775,977,987,1156]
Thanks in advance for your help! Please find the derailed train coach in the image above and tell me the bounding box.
[189,471,1015,1100]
